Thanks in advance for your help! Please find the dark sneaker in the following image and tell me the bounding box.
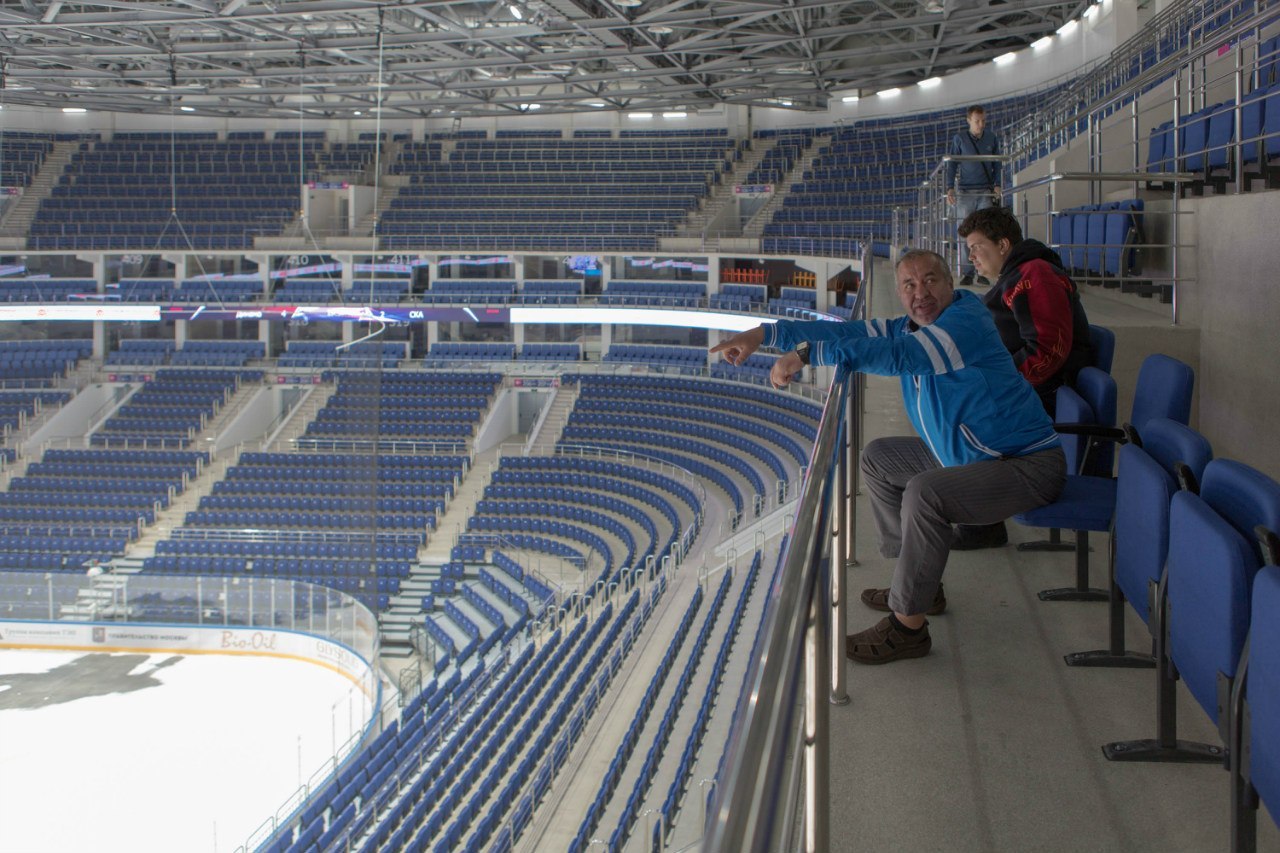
[952,521,1008,551]
[860,583,947,616]
[958,273,975,288]
[846,616,932,664]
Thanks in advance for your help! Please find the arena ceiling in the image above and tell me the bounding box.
[0,0,1087,119]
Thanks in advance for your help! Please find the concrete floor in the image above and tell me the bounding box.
[824,277,1279,853]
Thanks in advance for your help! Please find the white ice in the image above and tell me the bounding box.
[0,650,370,853]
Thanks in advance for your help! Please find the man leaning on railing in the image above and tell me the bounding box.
[711,250,1064,664]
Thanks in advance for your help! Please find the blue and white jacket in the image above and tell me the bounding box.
[762,289,1059,467]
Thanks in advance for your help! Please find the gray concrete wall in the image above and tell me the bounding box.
[1187,189,1280,474]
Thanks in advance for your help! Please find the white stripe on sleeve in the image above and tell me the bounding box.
[921,324,965,371]
[911,329,947,373]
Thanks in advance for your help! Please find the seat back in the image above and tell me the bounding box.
[1056,366,1116,476]
[1167,460,1280,723]
[1088,324,1115,374]
[1247,565,1280,813]
[1129,353,1194,434]
[1113,419,1212,626]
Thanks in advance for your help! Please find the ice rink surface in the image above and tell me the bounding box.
[0,649,367,853]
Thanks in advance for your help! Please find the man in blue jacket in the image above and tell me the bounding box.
[945,105,1002,288]
[711,250,1065,664]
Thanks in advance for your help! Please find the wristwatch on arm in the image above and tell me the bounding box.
[795,341,811,366]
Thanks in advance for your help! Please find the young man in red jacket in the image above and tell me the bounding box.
[953,205,1094,549]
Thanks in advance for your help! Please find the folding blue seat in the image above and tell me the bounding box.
[1233,562,1280,852]
[1104,460,1280,763]
[1065,418,1212,668]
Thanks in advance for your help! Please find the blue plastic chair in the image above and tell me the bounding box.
[1104,460,1280,763]
[1232,561,1280,852]
[1064,419,1212,668]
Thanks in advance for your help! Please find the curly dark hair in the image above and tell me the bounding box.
[957,205,1022,246]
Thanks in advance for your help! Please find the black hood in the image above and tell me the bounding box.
[1001,239,1067,278]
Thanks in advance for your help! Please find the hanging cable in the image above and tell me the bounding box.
[368,6,387,307]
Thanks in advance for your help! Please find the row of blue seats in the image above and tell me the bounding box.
[1051,200,1144,279]
[577,398,810,466]
[199,495,442,514]
[656,551,765,844]
[489,475,682,543]
[467,515,614,571]
[141,555,409,577]
[605,570,734,850]
[382,236,662,252]
[183,509,434,531]
[603,345,706,363]
[474,500,642,566]
[330,614,586,851]
[156,539,419,560]
[556,432,746,519]
[570,584,702,851]
[574,374,820,435]
[566,413,789,486]
[1147,84,1280,177]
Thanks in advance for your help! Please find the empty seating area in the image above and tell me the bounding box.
[277,342,405,370]
[30,134,308,250]
[0,338,92,388]
[304,371,499,446]
[424,342,517,363]
[378,135,732,251]
[424,280,517,305]
[519,343,580,362]
[603,344,706,371]
[0,132,54,189]
[600,280,705,307]
[345,278,412,303]
[1052,200,1155,294]
[1,448,206,569]
[0,277,97,302]
[92,369,254,448]
[0,390,68,440]
[710,283,767,312]
[561,375,820,521]
[520,280,581,304]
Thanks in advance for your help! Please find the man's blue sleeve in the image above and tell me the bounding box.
[765,317,974,377]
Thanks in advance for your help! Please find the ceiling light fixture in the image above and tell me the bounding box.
[877,87,901,98]
[841,94,859,103]
[1084,3,1098,19]
[180,106,196,112]
[509,4,523,19]
[994,51,1017,65]
[1057,19,1078,35]
[62,107,86,113]
[918,76,941,89]
[923,0,944,12]
[628,112,653,119]
[1032,35,1053,50]
[662,111,687,118]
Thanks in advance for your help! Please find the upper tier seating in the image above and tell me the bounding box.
[0,133,54,190]
[379,135,733,252]
[29,134,310,250]
[92,369,256,449]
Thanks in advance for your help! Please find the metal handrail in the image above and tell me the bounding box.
[704,243,870,852]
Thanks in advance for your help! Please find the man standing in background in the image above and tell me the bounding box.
[945,105,1002,288]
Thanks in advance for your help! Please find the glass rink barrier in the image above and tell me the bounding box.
[0,569,381,851]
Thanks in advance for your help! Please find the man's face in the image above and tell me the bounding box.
[896,256,954,326]
[967,110,986,136]
[964,231,1011,280]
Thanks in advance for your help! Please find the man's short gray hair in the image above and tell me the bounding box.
[895,250,953,284]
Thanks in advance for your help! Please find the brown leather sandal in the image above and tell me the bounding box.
[845,616,932,665]
[860,583,947,616]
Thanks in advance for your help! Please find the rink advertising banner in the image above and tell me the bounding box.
[0,620,373,692]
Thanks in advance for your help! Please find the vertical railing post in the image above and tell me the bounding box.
[804,544,831,853]
[830,392,850,706]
